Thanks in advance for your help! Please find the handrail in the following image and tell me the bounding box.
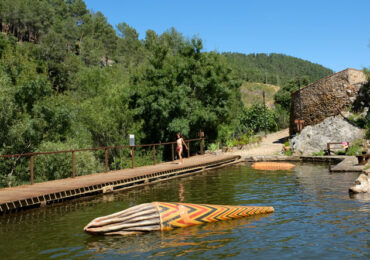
[0,137,206,185]
[0,138,205,158]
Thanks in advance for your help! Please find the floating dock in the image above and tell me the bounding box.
[0,154,241,214]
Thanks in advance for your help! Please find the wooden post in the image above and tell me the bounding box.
[327,143,330,155]
[199,131,204,155]
[30,156,34,185]
[171,143,174,161]
[72,151,76,178]
[187,141,190,158]
[131,147,135,168]
[153,145,156,165]
[105,148,108,173]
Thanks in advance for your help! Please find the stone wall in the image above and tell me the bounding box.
[289,68,367,135]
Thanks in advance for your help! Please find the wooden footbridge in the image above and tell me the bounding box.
[0,137,241,214]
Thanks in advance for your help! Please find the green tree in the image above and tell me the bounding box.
[240,104,278,133]
[274,76,309,111]
[130,38,241,143]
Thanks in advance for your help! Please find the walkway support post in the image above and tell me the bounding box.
[131,147,135,169]
[153,145,156,165]
[105,148,108,173]
[72,151,76,178]
[30,156,34,185]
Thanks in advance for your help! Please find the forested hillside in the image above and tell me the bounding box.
[223,52,333,86]
[0,0,333,186]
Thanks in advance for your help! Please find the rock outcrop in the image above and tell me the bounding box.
[291,116,365,155]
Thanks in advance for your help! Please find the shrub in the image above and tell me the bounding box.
[226,139,234,148]
[345,144,361,156]
[239,134,250,145]
[312,150,325,156]
[284,149,293,156]
[208,143,219,151]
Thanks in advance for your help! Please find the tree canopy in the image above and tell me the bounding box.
[0,0,334,187]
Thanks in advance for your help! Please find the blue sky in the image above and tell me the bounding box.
[84,0,370,72]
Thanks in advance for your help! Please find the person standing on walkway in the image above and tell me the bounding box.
[176,133,188,164]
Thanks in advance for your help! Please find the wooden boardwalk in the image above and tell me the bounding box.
[0,154,240,214]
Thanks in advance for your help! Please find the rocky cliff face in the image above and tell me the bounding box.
[291,116,365,155]
[290,69,367,135]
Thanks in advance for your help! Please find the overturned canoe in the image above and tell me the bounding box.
[84,202,274,236]
[252,162,295,171]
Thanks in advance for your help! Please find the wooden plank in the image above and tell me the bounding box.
[0,154,239,207]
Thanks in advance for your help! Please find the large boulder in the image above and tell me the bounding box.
[291,116,365,155]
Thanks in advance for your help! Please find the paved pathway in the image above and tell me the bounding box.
[230,129,289,157]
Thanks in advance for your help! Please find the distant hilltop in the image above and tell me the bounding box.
[222,52,333,86]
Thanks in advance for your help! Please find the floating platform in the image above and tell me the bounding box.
[0,154,241,214]
[252,162,295,170]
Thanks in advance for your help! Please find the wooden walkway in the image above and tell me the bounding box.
[0,154,240,214]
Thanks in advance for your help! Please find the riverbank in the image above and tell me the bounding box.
[215,129,369,173]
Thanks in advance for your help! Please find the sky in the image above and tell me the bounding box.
[84,0,370,72]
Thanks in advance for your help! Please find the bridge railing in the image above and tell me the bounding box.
[0,137,205,185]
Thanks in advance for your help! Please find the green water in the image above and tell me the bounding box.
[0,163,369,259]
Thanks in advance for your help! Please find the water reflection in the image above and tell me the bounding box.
[0,163,368,259]
[84,214,273,258]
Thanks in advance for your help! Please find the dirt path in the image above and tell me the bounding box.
[230,129,289,156]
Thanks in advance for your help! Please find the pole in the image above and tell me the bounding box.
[131,147,135,168]
[30,156,34,185]
[199,130,204,155]
[263,91,267,137]
[187,141,190,158]
[105,148,108,173]
[72,151,75,178]
[153,145,156,165]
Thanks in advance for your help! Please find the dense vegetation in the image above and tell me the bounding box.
[0,0,333,186]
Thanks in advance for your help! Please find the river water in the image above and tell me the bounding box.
[0,163,369,259]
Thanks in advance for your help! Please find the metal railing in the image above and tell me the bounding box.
[0,137,205,185]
